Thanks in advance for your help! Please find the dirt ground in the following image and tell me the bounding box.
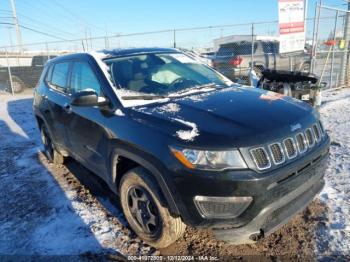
[42,153,327,261]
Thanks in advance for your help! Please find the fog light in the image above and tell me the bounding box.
[194,196,253,219]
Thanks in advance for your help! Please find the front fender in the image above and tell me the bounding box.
[109,144,181,216]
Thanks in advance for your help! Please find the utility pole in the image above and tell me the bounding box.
[340,1,350,86]
[7,26,13,51]
[9,0,23,53]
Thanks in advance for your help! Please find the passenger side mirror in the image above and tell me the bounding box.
[71,90,109,107]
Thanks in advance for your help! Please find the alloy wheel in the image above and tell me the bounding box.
[127,186,160,236]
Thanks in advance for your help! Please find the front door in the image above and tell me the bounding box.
[65,59,110,176]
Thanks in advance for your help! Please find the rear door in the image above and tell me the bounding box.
[44,61,72,150]
[65,59,110,176]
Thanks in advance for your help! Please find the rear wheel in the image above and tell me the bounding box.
[40,124,65,165]
[120,167,186,248]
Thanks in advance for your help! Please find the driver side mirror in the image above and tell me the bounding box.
[71,90,109,107]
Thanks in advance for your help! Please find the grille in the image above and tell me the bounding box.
[296,133,307,153]
[313,124,321,142]
[269,143,285,165]
[305,128,315,147]
[283,138,297,159]
[318,121,325,134]
[249,122,324,170]
[250,147,271,170]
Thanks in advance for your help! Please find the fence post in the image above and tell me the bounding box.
[45,42,50,60]
[311,2,321,73]
[5,49,14,95]
[251,23,254,72]
[173,29,176,48]
[330,10,339,89]
[340,3,350,87]
[105,37,109,49]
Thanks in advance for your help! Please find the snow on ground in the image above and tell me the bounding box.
[0,93,154,258]
[316,88,350,258]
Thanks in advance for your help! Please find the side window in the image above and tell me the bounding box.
[70,62,101,95]
[45,64,53,82]
[51,62,70,92]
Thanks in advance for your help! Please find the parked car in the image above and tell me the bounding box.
[212,40,311,81]
[33,48,330,248]
[0,55,56,93]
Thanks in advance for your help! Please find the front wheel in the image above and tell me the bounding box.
[120,167,186,248]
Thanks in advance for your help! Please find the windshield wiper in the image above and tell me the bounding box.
[171,83,218,96]
[121,94,167,100]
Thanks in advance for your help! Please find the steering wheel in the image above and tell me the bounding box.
[170,77,187,88]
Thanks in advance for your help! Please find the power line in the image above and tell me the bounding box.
[49,0,105,32]
[17,12,78,38]
[0,22,68,40]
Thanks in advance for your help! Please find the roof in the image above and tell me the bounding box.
[99,47,180,57]
[46,47,180,64]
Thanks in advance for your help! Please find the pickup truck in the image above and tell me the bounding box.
[212,40,311,82]
[0,55,56,93]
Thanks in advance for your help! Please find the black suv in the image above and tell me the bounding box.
[33,48,329,248]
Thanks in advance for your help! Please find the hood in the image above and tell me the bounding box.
[130,86,317,148]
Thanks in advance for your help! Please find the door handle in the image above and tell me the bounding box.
[63,102,72,114]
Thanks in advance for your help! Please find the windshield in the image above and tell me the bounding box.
[104,52,232,96]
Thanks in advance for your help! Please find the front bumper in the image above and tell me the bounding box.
[212,164,324,244]
[170,136,330,235]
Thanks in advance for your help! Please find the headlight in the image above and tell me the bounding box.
[170,147,247,170]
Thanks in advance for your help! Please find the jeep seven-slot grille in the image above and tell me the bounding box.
[318,121,325,134]
[269,143,285,164]
[313,124,321,142]
[250,123,325,170]
[250,147,271,170]
[305,128,315,147]
[284,138,297,159]
[296,133,307,153]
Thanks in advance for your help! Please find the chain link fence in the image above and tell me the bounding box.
[0,11,349,95]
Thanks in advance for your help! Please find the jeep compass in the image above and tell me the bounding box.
[33,48,330,248]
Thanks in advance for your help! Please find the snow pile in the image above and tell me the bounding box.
[173,118,199,141]
[316,88,350,257]
[115,109,125,116]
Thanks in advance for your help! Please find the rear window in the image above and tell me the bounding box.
[51,62,69,90]
[217,42,257,56]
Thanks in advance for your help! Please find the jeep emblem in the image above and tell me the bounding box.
[290,123,302,132]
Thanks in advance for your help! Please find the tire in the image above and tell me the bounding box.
[40,124,65,165]
[119,167,186,248]
[10,76,26,93]
[299,62,310,73]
